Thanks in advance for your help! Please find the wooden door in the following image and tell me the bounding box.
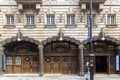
[13,56,22,73]
[23,55,39,73]
[44,56,77,74]
[23,56,32,73]
[32,55,39,73]
[61,57,77,74]
[44,57,60,73]
[6,56,13,73]
[61,57,69,74]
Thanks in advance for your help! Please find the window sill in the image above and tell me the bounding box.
[24,25,36,29]
[106,24,118,28]
[86,24,97,28]
[65,24,77,28]
[4,25,15,29]
[45,24,56,28]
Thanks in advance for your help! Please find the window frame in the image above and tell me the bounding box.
[46,14,55,25]
[107,14,116,25]
[87,14,96,25]
[6,14,14,25]
[67,14,75,25]
[6,56,13,65]
[26,14,35,25]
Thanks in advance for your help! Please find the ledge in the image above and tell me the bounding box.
[106,24,118,28]
[24,25,36,29]
[86,24,97,28]
[4,25,15,29]
[45,24,56,28]
[65,24,77,28]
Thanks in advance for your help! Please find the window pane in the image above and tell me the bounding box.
[15,56,21,65]
[7,15,14,25]
[47,14,55,25]
[67,14,75,25]
[87,14,96,25]
[7,56,12,65]
[27,15,34,25]
[107,14,115,25]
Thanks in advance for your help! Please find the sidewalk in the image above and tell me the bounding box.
[0,74,120,80]
[94,74,120,78]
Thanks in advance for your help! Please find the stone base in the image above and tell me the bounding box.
[79,72,84,76]
[39,72,44,76]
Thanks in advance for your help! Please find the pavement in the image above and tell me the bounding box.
[0,74,120,80]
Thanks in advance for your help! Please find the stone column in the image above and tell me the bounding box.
[38,44,44,76]
[78,43,84,76]
[0,44,3,75]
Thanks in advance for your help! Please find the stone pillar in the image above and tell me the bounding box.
[78,43,84,76]
[0,44,3,75]
[38,44,44,76]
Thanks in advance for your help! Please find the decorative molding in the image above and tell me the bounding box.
[83,35,120,45]
[1,36,40,46]
[42,36,81,46]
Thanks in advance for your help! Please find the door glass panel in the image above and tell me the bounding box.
[6,56,12,65]
[15,56,21,65]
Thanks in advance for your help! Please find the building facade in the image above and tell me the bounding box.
[0,0,120,76]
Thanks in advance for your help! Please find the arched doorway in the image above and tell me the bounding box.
[44,41,78,74]
[2,37,40,74]
[83,36,119,74]
[42,36,80,74]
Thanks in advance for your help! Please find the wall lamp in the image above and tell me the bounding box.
[58,28,64,41]
[17,28,22,41]
[99,27,105,40]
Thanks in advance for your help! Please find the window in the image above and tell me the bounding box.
[26,15,34,25]
[15,56,21,65]
[67,14,75,25]
[46,14,55,25]
[107,14,116,25]
[6,56,12,65]
[6,15,14,25]
[87,14,96,25]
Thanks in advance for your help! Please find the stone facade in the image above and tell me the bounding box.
[0,0,120,75]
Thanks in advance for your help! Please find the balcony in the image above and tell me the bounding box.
[80,0,106,12]
[16,0,42,11]
[16,0,41,4]
[80,0,106,3]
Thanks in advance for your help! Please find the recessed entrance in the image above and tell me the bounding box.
[95,56,107,73]
[4,41,39,74]
[44,41,78,74]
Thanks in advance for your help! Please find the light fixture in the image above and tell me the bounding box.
[17,28,22,41]
[99,27,105,40]
[101,33,105,40]
[58,28,64,41]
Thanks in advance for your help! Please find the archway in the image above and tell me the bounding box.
[2,36,40,74]
[83,36,119,74]
[42,36,81,74]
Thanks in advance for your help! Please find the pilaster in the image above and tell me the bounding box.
[38,44,44,76]
[78,43,84,76]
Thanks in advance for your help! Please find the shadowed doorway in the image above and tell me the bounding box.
[95,56,107,73]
